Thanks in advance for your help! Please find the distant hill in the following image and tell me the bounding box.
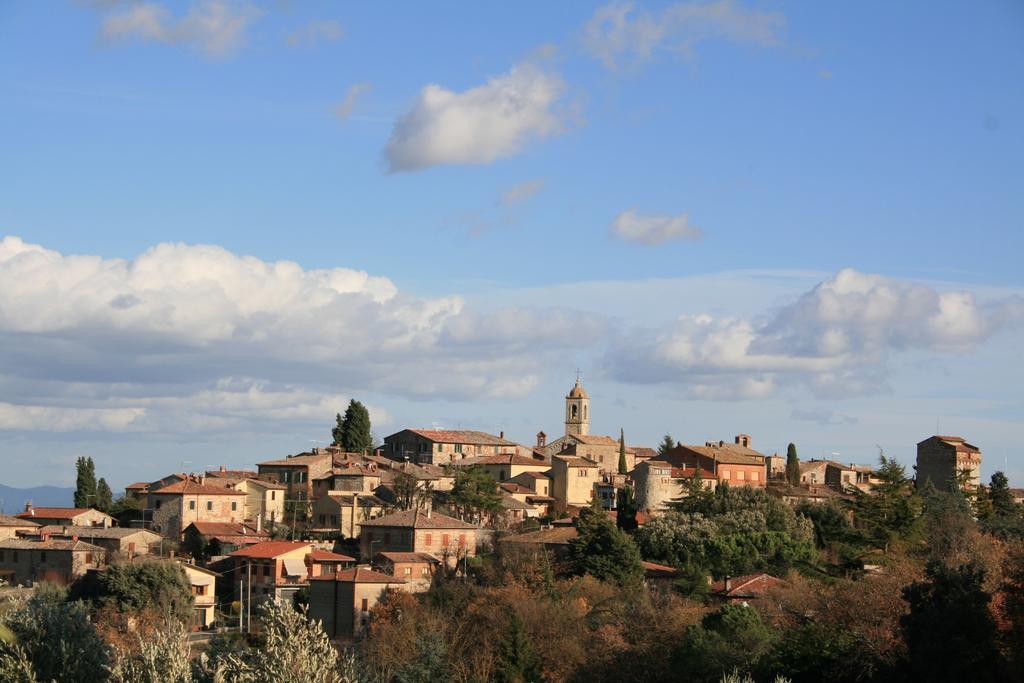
[0,483,74,513]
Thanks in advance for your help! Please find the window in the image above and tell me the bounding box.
[455,444,463,454]
[361,598,369,612]
[128,542,135,553]
[721,470,730,480]
[578,469,586,477]
[424,533,432,546]
[155,500,162,510]
[404,567,412,575]
[437,443,443,452]
[737,471,745,480]
[422,567,429,576]
[85,553,93,563]
[571,405,578,419]
[206,501,213,511]
[231,502,237,512]
[189,501,196,510]
[458,534,466,548]
[442,534,450,547]
[271,491,276,501]
[751,471,759,481]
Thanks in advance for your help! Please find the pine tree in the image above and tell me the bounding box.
[657,434,676,456]
[74,457,97,509]
[785,443,800,486]
[334,400,373,453]
[618,428,628,475]
[96,478,113,513]
[496,613,543,683]
[331,413,344,446]
[989,471,1015,517]
[616,485,639,532]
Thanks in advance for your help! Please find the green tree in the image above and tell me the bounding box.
[213,603,341,683]
[570,499,644,587]
[785,443,800,487]
[108,622,192,683]
[96,478,114,513]
[74,456,98,509]
[901,560,1004,682]
[391,470,420,511]
[616,485,638,532]
[981,470,1024,539]
[989,471,1015,517]
[333,400,373,453]
[850,455,922,552]
[393,632,449,683]
[97,561,194,625]
[672,604,775,681]
[0,586,109,683]
[495,613,543,683]
[657,434,676,457]
[617,428,628,475]
[449,467,503,523]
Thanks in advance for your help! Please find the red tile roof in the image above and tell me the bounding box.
[710,573,782,597]
[228,541,311,558]
[402,429,516,446]
[150,480,246,496]
[312,567,408,584]
[309,549,355,563]
[360,509,476,530]
[642,561,679,578]
[0,514,38,527]
[377,551,440,564]
[16,508,99,520]
[184,521,267,537]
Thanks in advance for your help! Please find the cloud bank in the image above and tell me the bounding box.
[384,64,565,172]
[610,208,702,245]
[583,0,785,70]
[100,0,262,58]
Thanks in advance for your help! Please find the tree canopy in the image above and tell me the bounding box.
[570,500,644,587]
[333,399,373,452]
[785,443,800,487]
[74,456,97,509]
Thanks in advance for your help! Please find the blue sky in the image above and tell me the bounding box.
[0,1,1022,492]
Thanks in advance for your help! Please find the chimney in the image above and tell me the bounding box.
[536,431,547,448]
[724,576,732,592]
[24,501,33,515]
[735,434,751,448]
[199,475,206,487]
[351,493,358,538]
[255,513,262,534]
[499,431,504,439]
[426,507,431,519]
[220,464,226,473]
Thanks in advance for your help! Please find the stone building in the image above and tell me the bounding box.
[383,429,518,466]
[179,561,219,630]
[202,476,286,525]
[147,477,247,538]
[20,526,161,560]
[0,537,105,585]
[375,551,439,591]
[309,568,409,639]
[311,492,387,539]
[256,450,335,507]
[16,506,113,528]
[549,455,600,508]
[227,540,353,605]
[0,514,38,540]
[359,509,477,564]
[633,459,716,513]
[916,435,982,490]
[665,436,767,488]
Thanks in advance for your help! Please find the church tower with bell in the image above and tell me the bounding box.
[565,374,590,437]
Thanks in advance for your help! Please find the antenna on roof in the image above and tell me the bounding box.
[576,368,582,383]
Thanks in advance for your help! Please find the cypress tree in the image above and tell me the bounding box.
[496,613,543,683]
[785,443,800,486]
[331,412,344,446]
[74,457,98,509]
[96,478,113,513]
[618,428,628,475]
[337,399,373,453]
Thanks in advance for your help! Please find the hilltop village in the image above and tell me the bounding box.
[1,379,1022,682]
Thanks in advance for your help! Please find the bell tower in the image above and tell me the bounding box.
[565,373,590,437]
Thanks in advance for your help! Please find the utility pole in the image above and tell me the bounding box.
[246,561,252,634]
[239,578,244,632]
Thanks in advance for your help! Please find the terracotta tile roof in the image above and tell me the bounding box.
[711,572,782,597]
[378,551,440,564]
[670,467,716,479]
[228,541,311,558]
[125,482,151,490]
[309,549,355,563]
[0,538,105,552]
[569,434,620,446]
[474,454,548,467]
[673,444,765,466]
[500,483,534,494]
[931,435,981,453]
[150,480,246,496]
[16,508,100,520]
[256,452,331,467]
[0,514,38,527]
[557,456,599,468]
[642,561,678,578]
[360,509,476,530]
[32,526,160,540]
[322,493,387,508]
[311,567,408,584]
[632,447,657,459]
[500,495,533,511]
[400,429,517,446]
[184,521,267,537]
[205,469,258,479]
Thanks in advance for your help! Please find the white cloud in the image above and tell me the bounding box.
[499,178,546,206]
[100,0,261,58]
[384,63,565,172]
[610,208,702,245]
[286,19,343,48]
[0,236,603,435]
[334,83,371,120]
[583,1,785,71]
[605,269,1024,398]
